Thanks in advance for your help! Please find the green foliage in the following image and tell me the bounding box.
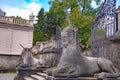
[33,0,101,49]
[33,24,50,45]
[47,0,101,49]
[37,8,45,32]
[15,16,21,18]
[33,8,51,45]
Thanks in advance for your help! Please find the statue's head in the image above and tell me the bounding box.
[20,44,32,65]
[61,25,78,48]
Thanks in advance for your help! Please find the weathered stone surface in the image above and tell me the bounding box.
[24,77,34,80]
[0,55,22,70]
[19,46,48,68]
[37,72,47,77]
[47,75,120,80]
[110,31,120,42]
[46,76,97,80]
[47,25,119,78]
[14,46,49,80]
[17,67,46,76]
[0,73,16,80]
[30,74,45,80]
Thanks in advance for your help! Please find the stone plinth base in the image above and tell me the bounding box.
[47,76,97,80]
[16,67,47,77]
[14,66,47,80]
[46,76,120,80]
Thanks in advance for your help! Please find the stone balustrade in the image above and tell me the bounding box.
[0,16,32,26]
[36,37,56,50]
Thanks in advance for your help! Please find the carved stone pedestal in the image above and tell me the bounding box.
[17,67,46,76]
[46,76,97,80]
[14,66,47,80]
[46,76,120,80]
[102,78,120,80]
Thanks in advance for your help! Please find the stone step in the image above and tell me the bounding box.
[43,71,46,73]
[30,74,46,80]
[37,72,47,78]
[24,76,34,80]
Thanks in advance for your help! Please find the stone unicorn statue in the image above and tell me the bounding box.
[47,26,120,79]
[19,44,47,68]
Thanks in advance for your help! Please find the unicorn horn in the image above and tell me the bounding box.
[19,44,25,49]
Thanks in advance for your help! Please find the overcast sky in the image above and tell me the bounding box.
[0,0,120,20]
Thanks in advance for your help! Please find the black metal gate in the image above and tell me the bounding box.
[91,0,117,60]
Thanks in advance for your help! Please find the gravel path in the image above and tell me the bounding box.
[0,73,16,80]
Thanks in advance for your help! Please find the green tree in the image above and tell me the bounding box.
[33,8,49,45]
[47,0,101,50]
[33,24,43,45]
[33,7,59,45]
[33,0,101,48]
[37,8,45,32]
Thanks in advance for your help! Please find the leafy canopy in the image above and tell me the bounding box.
[33,0,101,49]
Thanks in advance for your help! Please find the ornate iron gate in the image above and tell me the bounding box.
[91,0,117,60]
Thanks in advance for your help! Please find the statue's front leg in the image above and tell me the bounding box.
[68,70,80,77]
[67,66,81,77]
[52,66,69,77]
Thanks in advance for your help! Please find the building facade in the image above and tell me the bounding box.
[0,9,34,55]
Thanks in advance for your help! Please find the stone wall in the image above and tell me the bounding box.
[0,55,22,70]
[38,52,57,67]
[34,38,59,67]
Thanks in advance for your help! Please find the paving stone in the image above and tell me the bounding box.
[0,73,16,80]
